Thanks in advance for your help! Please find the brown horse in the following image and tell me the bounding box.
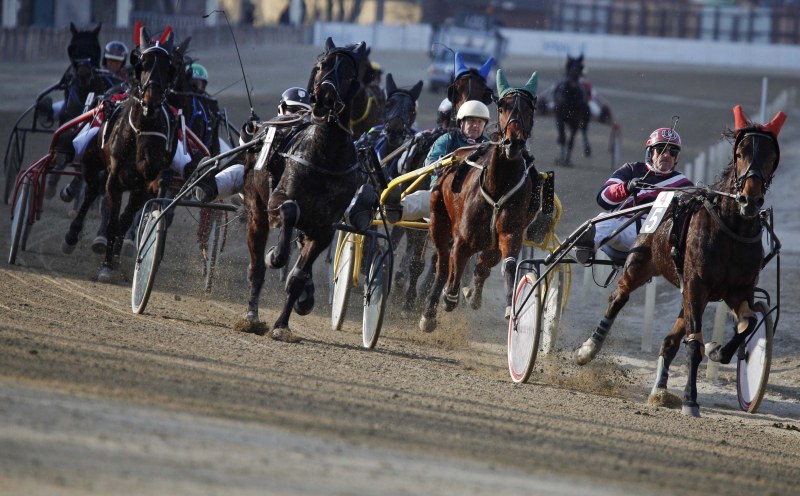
[239,37,368,341]
[419,70,539,332]
[576,105,786,417]
[392,56,497,313]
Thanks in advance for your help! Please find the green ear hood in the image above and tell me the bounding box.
[496,69,538,99]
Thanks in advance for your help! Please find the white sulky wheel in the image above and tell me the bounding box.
[507,271,543,384]
[362,247,392,349]
[736,301,773,413]
[331,231,356,330]
[8,174,32,265]
[131,206,166,314]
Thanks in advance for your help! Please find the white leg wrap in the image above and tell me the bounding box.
[400,189,431,221]
[214,163,245,200]
[170,139,192,175]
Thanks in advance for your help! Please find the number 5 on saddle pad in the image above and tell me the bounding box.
[640,191,675,234]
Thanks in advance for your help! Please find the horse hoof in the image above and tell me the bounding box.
[462,286,481,310]
[419,315,436,333]
[265,246,286,269]
[575,338,599,365]
[97,267,114,284]
[271,326,300,343]
[232,316,267,336]
[121,238,136,258]
[647,388,682,409]
[91,235,107,255]
[61,238,77,255]
[706,342,730,364]
[681,404,701,417]
[584,147,592,157]
[293,284,315,316]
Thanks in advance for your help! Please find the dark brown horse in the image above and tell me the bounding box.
[391,56,496,314]
[61,24,188,281]
[576,105,786,417]
[553,55,591,166]
[349,58,384,139]
[419,70,539,332]
[239,37,368,341]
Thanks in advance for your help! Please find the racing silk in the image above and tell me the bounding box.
[186,92,217,149]
[425,130,490,184]
[597,161,693,215]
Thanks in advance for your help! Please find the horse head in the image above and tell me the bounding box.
[67,22,102,68]
[495,69,538,159]
[131,23,178,114]
[730,105,785,218]
[382,73,422,147]
[448,52,495,114]
[565,54,584,83]
[308,37,368,128]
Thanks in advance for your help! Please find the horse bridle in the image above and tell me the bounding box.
[497,90,536,144]
[309,49,360,128]
[732,131,779,193]
[135,46,173,113]
[382,90,416,145]
[448,72,495,107]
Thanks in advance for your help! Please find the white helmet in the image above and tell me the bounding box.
[456,100,490,123]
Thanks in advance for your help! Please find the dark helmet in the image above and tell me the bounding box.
[103,40,128,66]
[278,87,311,115]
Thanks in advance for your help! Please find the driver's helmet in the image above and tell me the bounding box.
[456,100,490,123]
[436,98,453,126]
[103,40,128,66]
[278,87,311,115]
[645,127,681,166]
[190,63,209,82]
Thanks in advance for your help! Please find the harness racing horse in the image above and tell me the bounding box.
[553,55,591,166]
[391,52,496,313]
[61,24,188,281]
[168,56,221,157]
[575,105,786,417]
[239,37,369,341]
[419,70,539,332]
[44,23,125,198]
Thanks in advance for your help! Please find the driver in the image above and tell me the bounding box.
[101,40,131,83]
[577,127,694,256]
[390,100,491,221]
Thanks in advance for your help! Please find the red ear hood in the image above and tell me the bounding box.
[734,104,787,137]
[733,105,749,130]
[134,20,142,46]
[763,111,787,137]
[159,25,172,44]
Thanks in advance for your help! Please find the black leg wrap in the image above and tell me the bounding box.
[286,267,315,316]
[683,340,702,413]
[591,316,614,346]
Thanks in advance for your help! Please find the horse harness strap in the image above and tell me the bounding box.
[126,104,174,152]
[702,198,763,244]
[279,152,360,176]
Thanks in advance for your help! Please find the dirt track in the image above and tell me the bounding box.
[1,45,799,495]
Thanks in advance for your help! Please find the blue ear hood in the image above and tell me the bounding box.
[454,52,496,81]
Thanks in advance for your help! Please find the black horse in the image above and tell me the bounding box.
[43,22,125,199]
[576,105,785,417]
[61,24,188,281]
[552,55,591,166]
[239,37,369,341]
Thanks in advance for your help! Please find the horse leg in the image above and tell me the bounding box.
[556,119,567,164]
[265,200,299,269]
[271,236,328,342]
[575,250,654,365]
[62,171,101,254]
[565,125,578,165]
[98,183,122,282]
[243,195,270,330]
[402,231,427,313]
[707,299,758,364]
[582,121,592,157]
[648,310,686,402]
[462,249,501,312]
[442,238,472,313]
[419,197,451,333]
[678,279,710,417]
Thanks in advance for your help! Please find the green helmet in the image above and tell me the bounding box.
[190,63,208,82]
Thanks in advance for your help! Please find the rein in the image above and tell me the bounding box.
[126,102,174,152]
